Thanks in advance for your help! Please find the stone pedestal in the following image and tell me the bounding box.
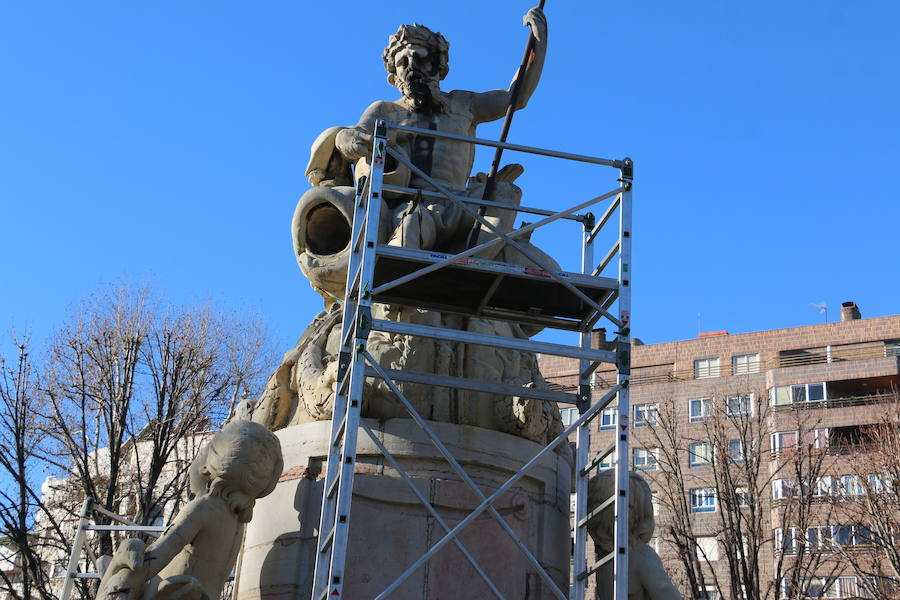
[235,419,572,599]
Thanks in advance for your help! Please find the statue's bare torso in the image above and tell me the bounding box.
[351,91,494,191]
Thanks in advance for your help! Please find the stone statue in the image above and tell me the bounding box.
[250,8,568,447]
[587,471,682,600]
[96,421,283,600]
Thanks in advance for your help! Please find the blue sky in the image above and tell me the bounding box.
[2,1,899,351]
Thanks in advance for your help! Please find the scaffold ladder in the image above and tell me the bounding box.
[59,498,165,600]
[310,118,633,600]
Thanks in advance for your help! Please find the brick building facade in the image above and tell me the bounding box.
[539,305,900,599]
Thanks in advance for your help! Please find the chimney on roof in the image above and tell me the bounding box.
[699,330,729,338]
[591,328,618,351]
[840,301,861,322]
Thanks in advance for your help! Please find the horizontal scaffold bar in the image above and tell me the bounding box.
[381,184,585,222]
[83,524,165,533]
[385,122,624,168]
[371,318,617,363]
[364,366,579,405]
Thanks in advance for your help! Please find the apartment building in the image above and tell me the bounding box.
[539,303,900,599]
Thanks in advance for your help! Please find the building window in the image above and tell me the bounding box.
[727,439,745,463]
[599,449,617,470]
[694,357,720,379]
[599,406,617,431]
[867,473,893,494]
[649,536,659,553]
[732,353,760,375]
[633,447,658,471]
[698,587,719,600]
[814,476,837,498]
[689,397,713,422]
[726,394,752,417]
[690,488,716,513]
[651,491,659,516]
[560,406,579,427]
[689,442,713,467]
[696,536,720,561]
[775,527,797,554]
[772,479,796,499]
[806,525,835,550]
[633,403,658,427]
[841,474,865,496]
[770,428,828,452]
[770,382,827,406]
[735,487,750,508]
[802,577,841,599]
[886,340,900,357]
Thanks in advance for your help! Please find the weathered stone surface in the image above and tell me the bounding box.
[97,421,283,600]
[235,419,571,600]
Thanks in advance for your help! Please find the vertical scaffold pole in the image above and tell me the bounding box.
[60,498,92,600]
[612,158,633,600]
[311,120,388,600]
[572,211,596,600]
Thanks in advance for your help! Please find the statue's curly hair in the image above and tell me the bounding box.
[382,24,450,86]
[201,420,283,523]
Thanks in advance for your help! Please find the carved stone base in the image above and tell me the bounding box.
[234,419,572,599]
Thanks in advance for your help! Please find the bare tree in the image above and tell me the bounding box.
[0,336,52,599]
[37,283,275,584]
[769,408,841,600]
[697,385,780,600]
[637,389,710,599]
[638,382,848,600]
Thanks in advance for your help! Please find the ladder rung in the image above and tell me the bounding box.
[578,494,615,528]
[578,549,615,581]
[326,474,340,501]
[582,442,616,476]
[330,413,348,448]
[319,524,336,554]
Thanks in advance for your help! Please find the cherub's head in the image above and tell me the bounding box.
[586,470,655,551]
[383,24,449,110]
[200,420,283,523]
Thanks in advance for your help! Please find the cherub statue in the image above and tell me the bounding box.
[96,421,283,600]
[587,470,682,600]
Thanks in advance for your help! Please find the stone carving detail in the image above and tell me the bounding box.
[251,9,565,446]
[587,471,682,600]
[96,421,283,600]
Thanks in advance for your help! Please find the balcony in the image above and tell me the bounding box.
[772,390,899,412]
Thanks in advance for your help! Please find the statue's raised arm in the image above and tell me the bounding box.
[472,7,548,125]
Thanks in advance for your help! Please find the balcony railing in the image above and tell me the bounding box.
[583,344,899,389]
[772,392,900,412]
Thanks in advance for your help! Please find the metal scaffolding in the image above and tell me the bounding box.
[59,498,165,600]
[311,118,633,600]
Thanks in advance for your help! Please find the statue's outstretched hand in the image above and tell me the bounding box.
[335,128,373,162]
[523,7,547,43]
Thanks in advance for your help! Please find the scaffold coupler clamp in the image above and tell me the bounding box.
[618,157,634,191]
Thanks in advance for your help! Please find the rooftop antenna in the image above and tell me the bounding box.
[810,301,828,323]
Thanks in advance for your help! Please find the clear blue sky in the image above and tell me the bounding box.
[2,1,899,351]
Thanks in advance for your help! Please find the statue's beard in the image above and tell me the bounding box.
[398,73,445,112]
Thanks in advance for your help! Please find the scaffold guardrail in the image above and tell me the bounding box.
[311,118,634,600]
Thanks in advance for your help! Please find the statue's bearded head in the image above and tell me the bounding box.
[383,24,449,111]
